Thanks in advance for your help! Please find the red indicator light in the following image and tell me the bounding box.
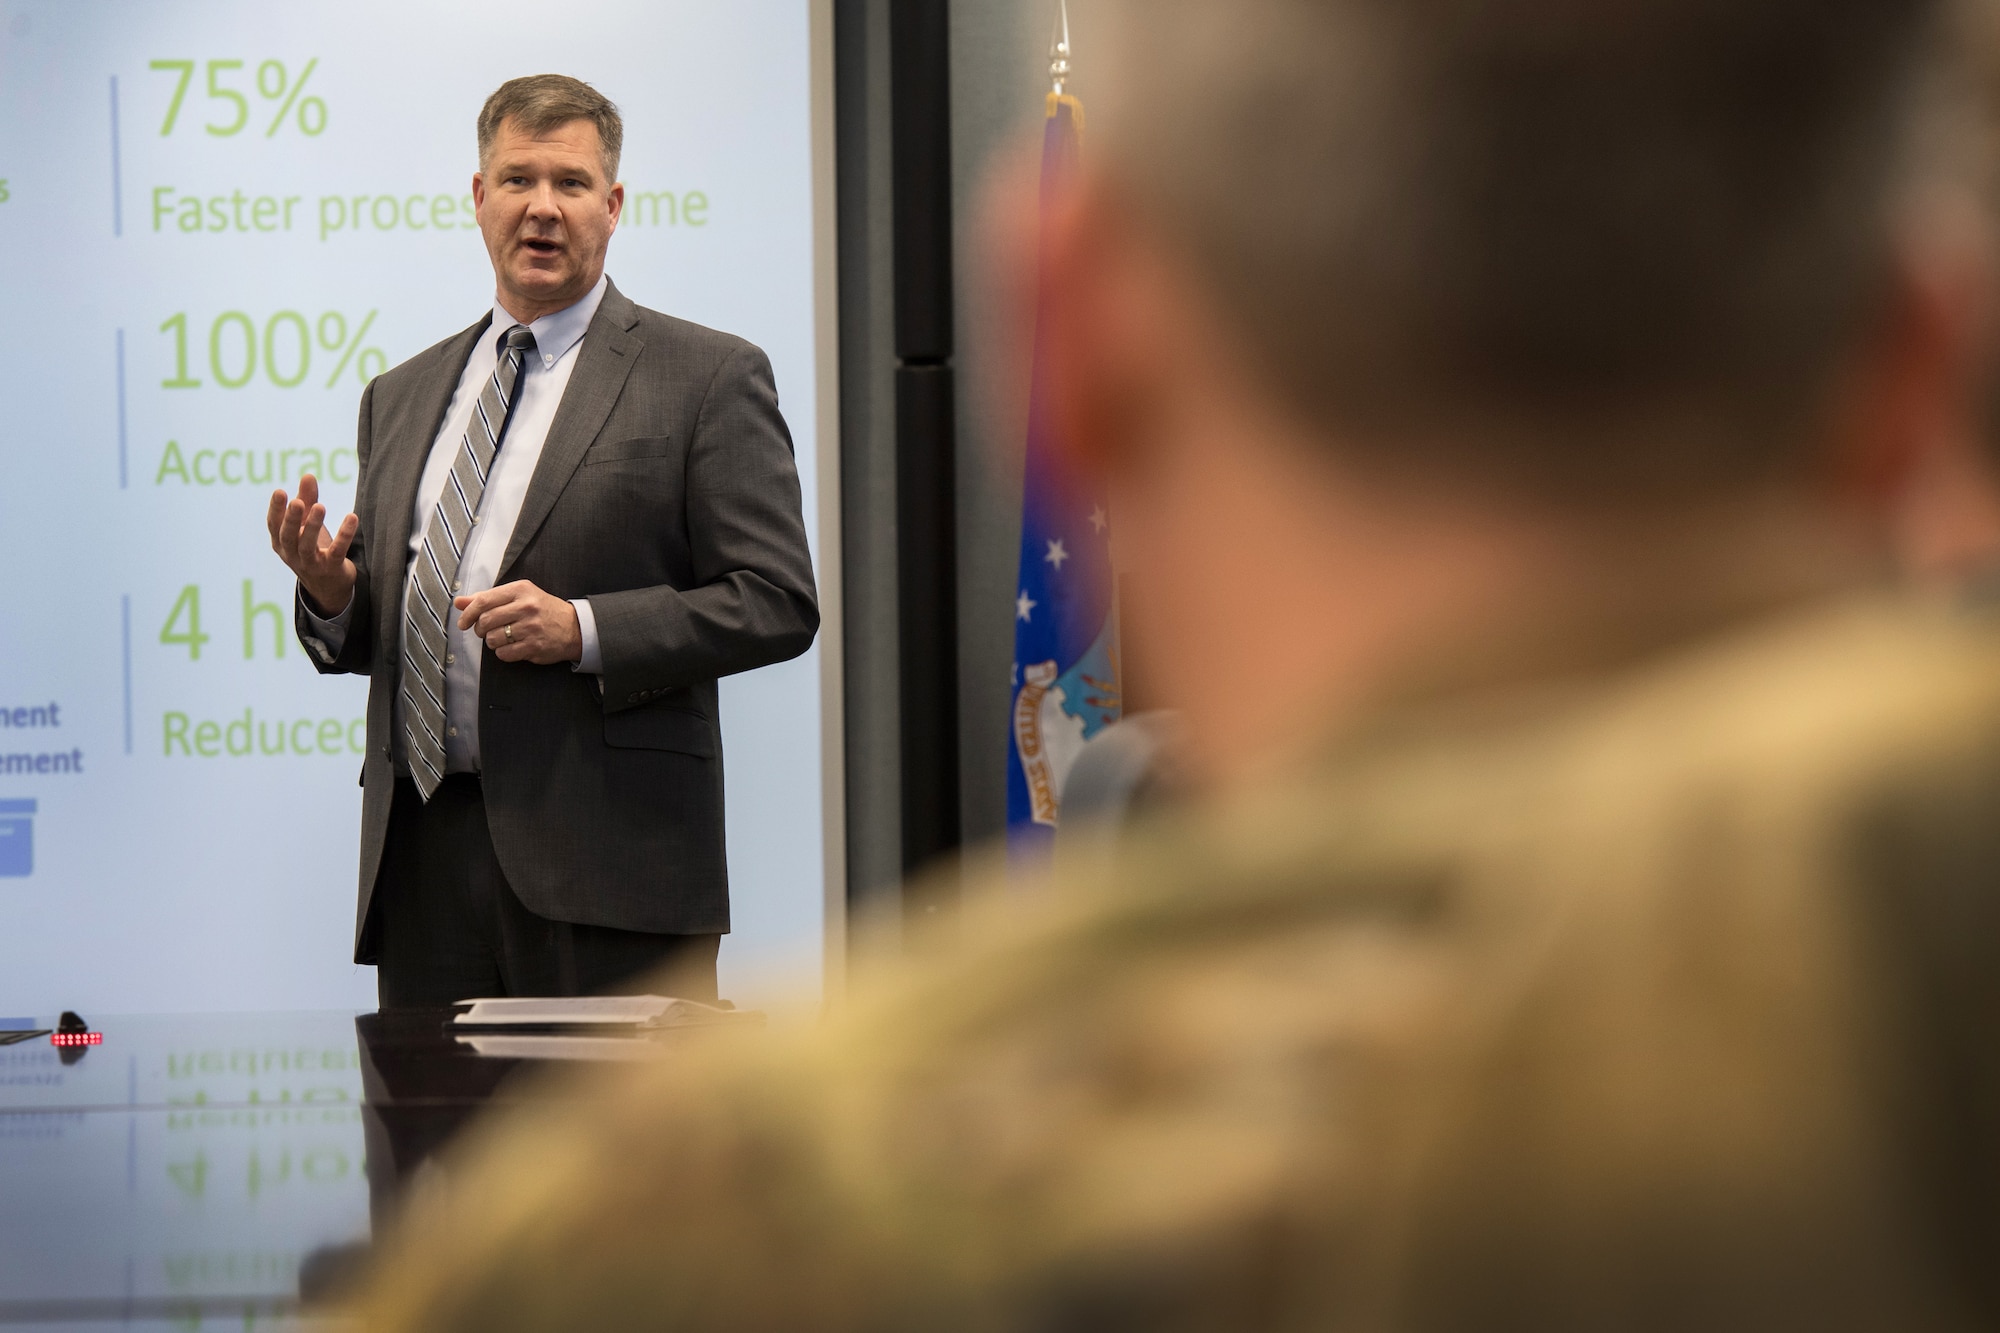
[50,1032,101,1047]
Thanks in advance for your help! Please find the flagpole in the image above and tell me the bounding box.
[1050,0,1072,95]
[1046,1,1082,129]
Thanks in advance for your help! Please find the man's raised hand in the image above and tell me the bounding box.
[267,474,359,616]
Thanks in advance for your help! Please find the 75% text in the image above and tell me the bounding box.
[149,58,326,138]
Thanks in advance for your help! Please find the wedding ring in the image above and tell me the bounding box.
[504,624,514,642]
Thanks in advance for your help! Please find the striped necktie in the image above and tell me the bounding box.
[401,323,537,799]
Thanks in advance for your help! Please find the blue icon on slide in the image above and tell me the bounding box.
[0,800,35,877]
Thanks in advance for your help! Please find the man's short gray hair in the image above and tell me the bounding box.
[1091,0,1960,494]
[478,74,623,185]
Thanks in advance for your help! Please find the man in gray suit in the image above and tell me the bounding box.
[263,75,818,1006]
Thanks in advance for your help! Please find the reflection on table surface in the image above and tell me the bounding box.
[0,1007,685,1327]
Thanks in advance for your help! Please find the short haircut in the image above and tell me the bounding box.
[477,74,623,185]
[1091,0,1960,495]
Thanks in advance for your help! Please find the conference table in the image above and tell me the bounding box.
[0,1007,705,1328]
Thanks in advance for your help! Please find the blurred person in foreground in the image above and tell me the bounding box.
[351,0,2000,1328]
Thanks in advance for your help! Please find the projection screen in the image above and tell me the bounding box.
[0,0,841,1012]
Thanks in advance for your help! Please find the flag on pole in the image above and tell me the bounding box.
[1006,65,1121,858]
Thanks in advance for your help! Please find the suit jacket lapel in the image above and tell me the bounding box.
[374,314,490,641]
[498,280,643,580]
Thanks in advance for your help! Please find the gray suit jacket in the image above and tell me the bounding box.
[298,280,819,960]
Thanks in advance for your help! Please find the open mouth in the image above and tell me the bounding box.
[521,237,562,257]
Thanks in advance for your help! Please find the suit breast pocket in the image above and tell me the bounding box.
[558,435,687,566]
[603,705,715,758]
[582,435,676,466]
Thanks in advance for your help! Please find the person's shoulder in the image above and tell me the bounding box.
[1555,595,2000,812]
[611,290,768,377]
[631,305,758,355]
[1067,593,2000,970]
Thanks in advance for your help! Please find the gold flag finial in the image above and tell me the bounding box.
[1050,0,1073,95]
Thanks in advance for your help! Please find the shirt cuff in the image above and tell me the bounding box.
[299,585,355,664]
[571,598,603,674]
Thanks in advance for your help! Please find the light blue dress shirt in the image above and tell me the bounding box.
[301,276,608,773]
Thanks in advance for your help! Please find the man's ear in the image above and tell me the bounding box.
[1040,178,1198,486]
[1040,184,1120,480]
[606,181,624,234]
[472,172,487,221]
[1827,201,1994,513]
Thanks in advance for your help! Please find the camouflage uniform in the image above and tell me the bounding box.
[352,594,2000,1331]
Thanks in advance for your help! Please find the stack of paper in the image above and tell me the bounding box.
[452,995,759,1030]
[456,1034,679,1062]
